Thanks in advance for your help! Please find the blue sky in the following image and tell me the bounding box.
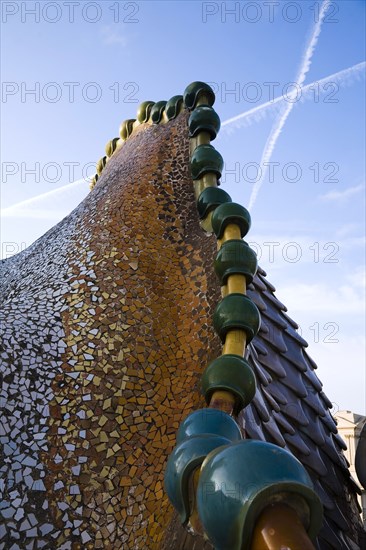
[1,0,365,413]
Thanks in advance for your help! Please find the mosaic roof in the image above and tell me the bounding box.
[0,84,364,549]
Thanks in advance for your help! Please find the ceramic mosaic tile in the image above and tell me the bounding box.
[0,99,363,549]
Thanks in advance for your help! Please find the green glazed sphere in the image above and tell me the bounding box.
[105,137,119,157]
[215,240,258,285]
[165,95,183,120]
[164,434,232,525]
[136,101,155,123]
[213,293,261,343]
[191,144,223,180]
[183,81,215,110]
[176,408,242,444]
[188,106,221,140]
[212,202,251,239]
[91,174,98,186]
[197,187,232,219]
[119,119,135,141]
[151,100,167,124]
[201,354,256,415]
[197,440,323,550]
[96,156,107,176]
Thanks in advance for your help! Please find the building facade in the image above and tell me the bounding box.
[335,410,366,525]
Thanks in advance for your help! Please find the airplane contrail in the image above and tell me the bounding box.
[1,178,86,218]
[247,0,331,211]
[2,58,364,217]
[221,61,366,131]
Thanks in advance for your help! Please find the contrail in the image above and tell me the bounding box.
[221,61,366,131]
[3,60,364,217]
[1,178,86,217]
[247,0,331,211]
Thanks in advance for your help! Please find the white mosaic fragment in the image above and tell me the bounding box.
[32,480,46,491]
[40,524,54,536]
[65,372,80,379]
[59,542,72,550]
[73,520,82,528]
[0,214,82,544]
[19,519,31,531]
[2,507,16,519]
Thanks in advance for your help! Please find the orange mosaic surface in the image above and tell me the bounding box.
[53,114,222,548]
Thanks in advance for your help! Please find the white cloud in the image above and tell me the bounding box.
[319,184,365,202]
[100,25,127,46]
[280,282,365,314]
[346,267,366,289]
[246,232,365,271]
[335,223,363,238]
[278,277,365,413]
[309,335,365,415]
